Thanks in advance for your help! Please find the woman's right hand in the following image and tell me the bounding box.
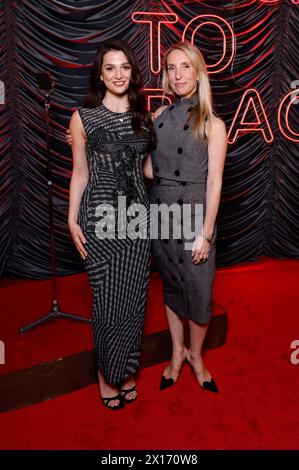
[68,221,88,260]
[143,153,153,179]
[66,128,73,146]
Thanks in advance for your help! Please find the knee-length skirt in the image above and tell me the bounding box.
[150,178,216,324]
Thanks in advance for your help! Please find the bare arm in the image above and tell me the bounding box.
[192,116,227,264]
[203,117,227,238]
[68,110,89,259]
[143,153,153,179]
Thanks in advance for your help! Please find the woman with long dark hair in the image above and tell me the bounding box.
[68,39,154,410]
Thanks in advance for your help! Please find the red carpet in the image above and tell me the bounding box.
[0,272,169,375]
[0,258,299,449]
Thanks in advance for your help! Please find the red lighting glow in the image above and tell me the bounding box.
[132,12,178,74]
[278,90,299,143]
[227,89,274,144]
[182,15,235,74]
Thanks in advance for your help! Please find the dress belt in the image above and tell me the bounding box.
[153,177,206,186]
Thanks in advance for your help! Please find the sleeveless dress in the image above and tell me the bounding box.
[78,103,151,384]
[150,95,216,324]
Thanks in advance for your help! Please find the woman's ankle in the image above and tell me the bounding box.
[172,346,187,360]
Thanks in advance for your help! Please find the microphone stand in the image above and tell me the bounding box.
[19,90,91,334]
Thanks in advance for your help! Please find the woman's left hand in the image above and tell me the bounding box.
[66,128,73,146]
[191,235,211,265]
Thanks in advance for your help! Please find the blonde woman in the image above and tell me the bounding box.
[144,42,227,392]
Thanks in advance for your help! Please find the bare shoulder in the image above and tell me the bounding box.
[70,109,81,123]
[205,115,226,141]
[70,110,84,130]
[69,109,86,140]
[210,116,226,135]
[153,105,168,120]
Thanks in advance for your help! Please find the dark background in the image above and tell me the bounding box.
[0,0,298,278]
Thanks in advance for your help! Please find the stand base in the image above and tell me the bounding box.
[19,299,91,335]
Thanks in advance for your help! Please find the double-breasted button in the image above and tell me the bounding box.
[177,199,183,205]
[177,239,183,245]
[158,123,164,128]
[174,170,180,176]
[177,148,183,154]
[184,124,189,131]
[163,239,168,244]
[178,257,184,264]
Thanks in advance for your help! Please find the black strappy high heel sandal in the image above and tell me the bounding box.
[119,385,138,404]
[101,394,124,410]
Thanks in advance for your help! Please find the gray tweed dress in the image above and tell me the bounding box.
[150,95,216,324]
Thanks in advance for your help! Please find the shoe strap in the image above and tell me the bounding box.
[102,394,122,405]
[120,385,137,394]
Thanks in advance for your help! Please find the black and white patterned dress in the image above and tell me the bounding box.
[78,103,151,385]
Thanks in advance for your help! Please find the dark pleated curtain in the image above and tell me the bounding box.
[0,0,298,279]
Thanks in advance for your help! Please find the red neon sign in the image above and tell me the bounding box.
[260,0,298,4]
[132,12,178,74]
[278,90,299,143]
[143,88,172,113]
[182,15,235,74]
[131,8,298,143]
[227,89,274,144]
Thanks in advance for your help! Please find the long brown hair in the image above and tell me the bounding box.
[85,38,154,141]
[163,42,215,143]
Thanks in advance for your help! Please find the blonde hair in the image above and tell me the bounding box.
[162,41,214,143]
